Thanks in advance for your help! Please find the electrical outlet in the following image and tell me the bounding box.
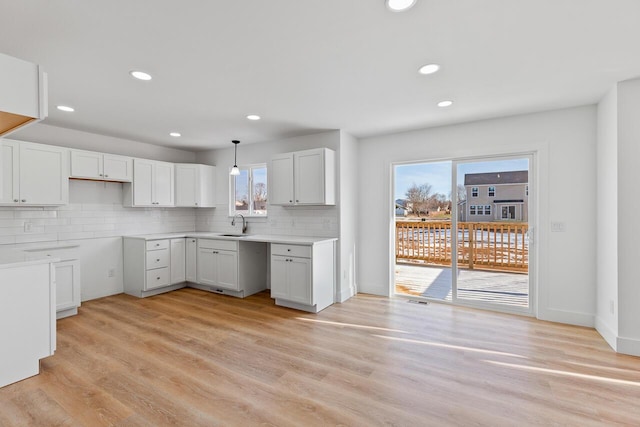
[551,221,566,232]
[24,221,33,232]
[108,268,116,278]
[609,300,615,315]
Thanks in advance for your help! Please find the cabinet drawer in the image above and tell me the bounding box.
[146,267,170,289]
[198,239,238,251]
[146,239,169,251]
[271,243,311,258]
[146,248,169,269]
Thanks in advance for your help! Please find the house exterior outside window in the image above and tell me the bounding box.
[460,170,528,222]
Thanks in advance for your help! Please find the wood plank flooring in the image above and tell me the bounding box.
[1,288,639,426]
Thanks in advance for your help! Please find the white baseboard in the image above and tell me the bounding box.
[538,308,595,328]
[337,284,356,303]
[617,336,640,357]
[595,316,617,351]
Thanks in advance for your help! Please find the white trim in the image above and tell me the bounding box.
[595,316,618,351]
[617,336,640,357]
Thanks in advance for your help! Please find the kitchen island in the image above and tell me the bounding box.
[0,251,58,388]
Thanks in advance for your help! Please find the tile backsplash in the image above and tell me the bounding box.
[0,179,338,246]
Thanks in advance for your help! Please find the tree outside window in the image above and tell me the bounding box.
[230,164,267,216]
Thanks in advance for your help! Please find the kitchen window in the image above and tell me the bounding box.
[229,164,268,217]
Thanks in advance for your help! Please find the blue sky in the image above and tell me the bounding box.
[394,158,529,200]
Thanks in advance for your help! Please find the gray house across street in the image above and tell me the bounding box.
[459,170,528,222]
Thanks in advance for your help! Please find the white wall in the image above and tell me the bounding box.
[595,86,619,348]
[11,123,196,163]
[616,78,640,355]
[357,106,597,326]
[338,130,358,302]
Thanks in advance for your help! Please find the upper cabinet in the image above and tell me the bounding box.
[124,159,174,207]
[0,53,47,137]
[175,164,216,208]
[70,149,133,182]
[1,139,69,206]
[270,148,335,206]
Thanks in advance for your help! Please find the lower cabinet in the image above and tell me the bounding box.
[270,241,335,313]
[123,237,187,297]
[192,238,266,298]
[54,259,81,319]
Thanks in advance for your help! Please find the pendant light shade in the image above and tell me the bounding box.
[230,140,241,176]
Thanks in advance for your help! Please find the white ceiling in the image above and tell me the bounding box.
[1,0,639,151]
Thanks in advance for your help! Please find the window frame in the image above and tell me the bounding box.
[229,163,268,217]
[488,186,495,197]
[471,187,479,197]
[484,205,491,215]
[469,205,477,216]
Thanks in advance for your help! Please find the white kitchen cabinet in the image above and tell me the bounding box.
[123,237,186,297]
[1,139,69,206]
[270,241,335,313]
[0,261,56,388]
[0,52,47,137]
[175,163,216,207]
[170,238,186,285]
[124,159,174,207]
[192,238,266,298]
[185,237,197,282]
[70,149,133,182]
[55,259,81,319]
[270,148,335,206]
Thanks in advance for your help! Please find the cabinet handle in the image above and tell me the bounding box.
[99,173,103,176]
[195,202,198,206]
[289,200,293,203]
[157,277,160,280]
[21,199,26,203]
[296,200,299,202]
[156,259,160,262]
[104,174,109,178]
[13,199,18,203]
[287,249,291,252]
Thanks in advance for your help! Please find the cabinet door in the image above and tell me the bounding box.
[170,238,186,284]
[55,260,81,312]
[216,250,238,290]
[154,161,174,206]
[295,150,324,204]
[197,247,216,286]
[270,255,289,299]
[186,238,197,282]
[175,164,198,207]
[287,257,312,305]
[19,142,68,205]
[133,159,154,206]
[270,153,294,205]
[0,140,20,205]
[103,154,133,182]
[70,150,102,179]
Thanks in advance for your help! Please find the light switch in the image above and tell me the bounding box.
[551,221,566,232]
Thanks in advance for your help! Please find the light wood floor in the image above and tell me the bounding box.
[1,288,639,426]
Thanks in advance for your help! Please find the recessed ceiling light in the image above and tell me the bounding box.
[386,0,417,12]
[56,105,75,112]
[418,64,440,75]
[437,100,454,108]
[130,70,152,81]
[169,132,181,137]
[247,115,261,121]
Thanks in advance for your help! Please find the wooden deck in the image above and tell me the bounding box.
[395,263,529,308]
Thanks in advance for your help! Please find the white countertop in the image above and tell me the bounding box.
[124,232,337,245]
[0,250,60,269]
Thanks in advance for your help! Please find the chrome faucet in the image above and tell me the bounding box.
[231,213,247,234]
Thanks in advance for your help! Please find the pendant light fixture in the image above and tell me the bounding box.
[230,140,241,176]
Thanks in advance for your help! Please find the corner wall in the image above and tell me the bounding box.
[595,86,619,349]
[357,106,597,326]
